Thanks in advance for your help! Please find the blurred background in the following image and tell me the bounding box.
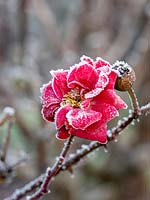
[0,0,150,199]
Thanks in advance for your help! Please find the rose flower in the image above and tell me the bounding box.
[41,56,127,143]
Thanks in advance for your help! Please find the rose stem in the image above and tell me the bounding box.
[127,86,140,116]
[27,135,74,200]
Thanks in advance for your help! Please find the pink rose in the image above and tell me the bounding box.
[41,56,127,143]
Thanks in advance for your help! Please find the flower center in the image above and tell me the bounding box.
[61,88,82,108]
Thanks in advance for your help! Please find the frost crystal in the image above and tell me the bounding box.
[114,138,118,143]
[112,61,130,77]
[3,106,15,117]
[131,120,135,126]
[62,165,66,170]
[76,149,82,154]
[81,144,90,151]
[104,147,108,153]
[107,130,112,138]
[69,153,75,158]
[26,196,31,200]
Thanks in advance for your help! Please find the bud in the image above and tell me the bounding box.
[112,61,136,91]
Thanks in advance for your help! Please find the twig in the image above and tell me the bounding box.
[0,107,15,162]
[140,102,150,115]
[60,111,136,170]
[61,103,150,170]
[8,155,29,171]
[0,114,7,127]
[0,156,28,183]
[4,103,150,200]
[0,107,29,183]
[27,135,74,200]
[1,121,13,162]
[128,87,140,117]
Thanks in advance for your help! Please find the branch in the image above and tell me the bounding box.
[127,87,140,116]
[27,135,74,200]
[4,103,150,200]
[0,121,13,162]
[0,107,15,162]
[0,107,29,182]
[60,108,138,170]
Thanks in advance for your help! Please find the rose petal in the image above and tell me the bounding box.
[95,72,109,88]
[40,82,60,107]
[106,71,117,89]
[80,99,91,109]
[97,65,111,75]
[87,123,107,143]
[93,89,127,110]
[70,123,107,143]
[56,127,70,140]
[51,70,70,99]
[91,103,119,125]
[42,104,59,122]
[85,72,109,99]
[80,55,94,66]
[85,88,104,99]
[67,64,98,89]
[95,57,110,68]
[66,109,102,130]
[55,105,72,129]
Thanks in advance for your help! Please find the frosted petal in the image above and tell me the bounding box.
[40,82,60,107]
[42,104,59,122]
[95,57,110,68]
[80,99,91,109]
[85,88,104,99]
[93,89,127,110]
[80,55,94,66]
[70,123,107,144]
[51,70,70,99]
[67,64,98,89]
[56,127,70,140]
[106,71,117,89]
[66,109,101,130]
[97,65,111,75]
[95,72,109,88]
[55,105,72,129]
[91,102,118,125]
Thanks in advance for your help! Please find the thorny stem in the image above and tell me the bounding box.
[27,135,74,200]
[60,113,135,170]
[4,103,150,200]
[128,87,140,117]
